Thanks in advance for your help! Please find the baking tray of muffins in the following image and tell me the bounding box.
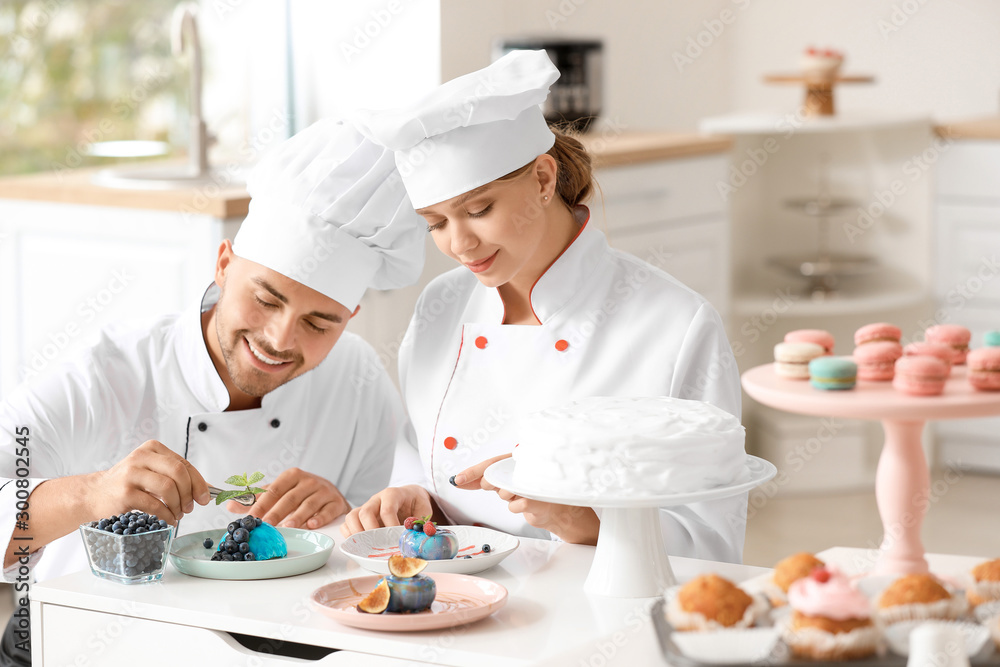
[652,554,1000,666]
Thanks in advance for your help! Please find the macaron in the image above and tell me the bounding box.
[983,331,1000,347]
[902,342,954,376]
[853,341,903,381]
[854,323,902,347]
[924,324,971,365]
[784,329,835,355]
[967,348,1000,391]
[893,356,949,396]
[775,342,826,379]
[809,356,857,390]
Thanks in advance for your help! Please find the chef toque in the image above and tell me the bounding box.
[233,118,425,311]
[353,49,560,209]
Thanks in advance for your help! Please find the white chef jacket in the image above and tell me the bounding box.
[394,208,747,563]
[0,284,410,583]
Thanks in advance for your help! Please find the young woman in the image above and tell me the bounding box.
[343,50,745,562]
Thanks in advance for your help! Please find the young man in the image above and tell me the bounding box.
[0,118,424,664]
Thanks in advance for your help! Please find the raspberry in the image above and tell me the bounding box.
[403,517,416,530]
[423,522,436,536]
[811,566,831,583]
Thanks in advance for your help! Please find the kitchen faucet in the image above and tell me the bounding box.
[172,2,209,176]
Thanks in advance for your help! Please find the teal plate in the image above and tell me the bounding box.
[169,528,334,580]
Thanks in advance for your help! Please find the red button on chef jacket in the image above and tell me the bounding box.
[443,437,458,450]
[475,336,488,349]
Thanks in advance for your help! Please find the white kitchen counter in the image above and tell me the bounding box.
[30,519,768,666]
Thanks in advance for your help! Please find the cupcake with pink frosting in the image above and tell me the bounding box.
[780,566,880,660]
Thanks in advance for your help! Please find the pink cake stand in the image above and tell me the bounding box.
[742,364,1000,575]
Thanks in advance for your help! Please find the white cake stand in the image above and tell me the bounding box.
[483,455,776,599]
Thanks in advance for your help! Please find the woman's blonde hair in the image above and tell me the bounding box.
[497,127,594,208]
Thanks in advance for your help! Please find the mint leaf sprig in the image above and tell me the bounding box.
[214,471,267,505]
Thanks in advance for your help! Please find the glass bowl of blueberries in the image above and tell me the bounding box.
[79,511,174,584]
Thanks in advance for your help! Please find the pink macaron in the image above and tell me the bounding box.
[903,342,954,376]
[925,324,972,365]
[855,323,902,347]
[967,348,1000,391]
[893,356,949,396]
[784,329,835,355]
[853,341,903,381]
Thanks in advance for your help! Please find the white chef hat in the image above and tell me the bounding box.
[233,118,425,311]
[353,49,560,209]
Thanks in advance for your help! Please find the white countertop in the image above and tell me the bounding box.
[31,519,769,666]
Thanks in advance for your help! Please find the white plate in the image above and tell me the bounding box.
[483,455,778,508]
[169,528,334,580]
[340,526,519,575]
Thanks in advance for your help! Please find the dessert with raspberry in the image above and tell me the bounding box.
[398,516,459,560]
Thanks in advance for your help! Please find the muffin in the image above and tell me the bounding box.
[967,559,1000,606]
[876,574,967,624]
[667,574,764,631]
[780,566,880,660]
[768,552,826,606]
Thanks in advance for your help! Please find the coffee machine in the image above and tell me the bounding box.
[494,38,603,132]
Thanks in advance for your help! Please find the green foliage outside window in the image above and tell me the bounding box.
[0,0,187,176]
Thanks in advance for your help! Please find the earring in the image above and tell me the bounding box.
[543,195,549,201]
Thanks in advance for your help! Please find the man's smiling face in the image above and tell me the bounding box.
[210,242,356,401]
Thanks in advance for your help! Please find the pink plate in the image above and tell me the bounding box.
[310,573,507,632]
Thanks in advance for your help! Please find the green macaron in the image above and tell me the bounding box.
[984,330,1000,347]
[809,356,858,390]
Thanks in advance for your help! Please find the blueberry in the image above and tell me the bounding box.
[462,555,472,559]
[227,521,240,535]
[123,528,132,535]
[97,519,109,529]
[482,544,491,553]
[232,552,244,561]
[210,552,223,562]
[221,553,235,562]
[232,528,249,543]
[135,527,146,534]
[244,552,255,561]
[112,521,123,532]
[254,517,262,528]
[224,540,238,554]
[239,542,250,554]
[203,538,214,549]
[240,516,256,531]
[136,518,147,527]
[158,520,167,529]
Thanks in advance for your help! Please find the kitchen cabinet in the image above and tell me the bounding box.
[933,136,1000,472]
[0,169,247,399]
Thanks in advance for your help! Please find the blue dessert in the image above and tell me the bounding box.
[211,516,287,562]
[382,574,437,613]
[399,518,459,560]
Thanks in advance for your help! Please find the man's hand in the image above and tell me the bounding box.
[340,485,435,537]
[87,440,210,524]
[228,467,348,529]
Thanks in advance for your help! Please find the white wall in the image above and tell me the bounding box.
[728,0,1000,122]
[439,0,735,132]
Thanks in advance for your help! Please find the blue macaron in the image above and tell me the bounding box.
[984,330,1000,347]
[809,356,858,390]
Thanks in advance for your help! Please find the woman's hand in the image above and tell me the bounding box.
[340,485,437,537]
[453,453,601,545]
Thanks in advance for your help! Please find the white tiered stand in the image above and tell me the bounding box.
[484,456,776,598]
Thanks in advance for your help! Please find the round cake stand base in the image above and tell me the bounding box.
[584,507,674,598]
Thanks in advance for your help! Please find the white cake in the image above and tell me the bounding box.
[511,396,746,498]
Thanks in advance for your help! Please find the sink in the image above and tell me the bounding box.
[91,163,245,190]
